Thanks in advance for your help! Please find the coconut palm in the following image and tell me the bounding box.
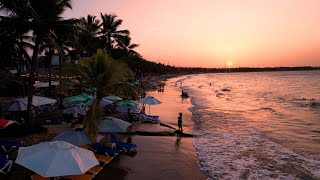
[99,13,130,54]
[74,14,101,57]
[64,49,134,140]
[0,0,77,123]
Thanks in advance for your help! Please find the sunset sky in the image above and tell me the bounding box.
[63,0,320,68]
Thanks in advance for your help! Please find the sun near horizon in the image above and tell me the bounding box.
[64,0,320,68]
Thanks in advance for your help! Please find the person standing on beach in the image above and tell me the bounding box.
[178,112,183,132]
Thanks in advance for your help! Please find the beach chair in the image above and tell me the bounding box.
[139,112,159,123]
[86,166,103,175]
[0,154,13,174]
[90,143,121,157]
[110,134,137,152]
[94,154,113,167]
[60,174,94,180]
[0,140,22,152]
[80,144,114,166]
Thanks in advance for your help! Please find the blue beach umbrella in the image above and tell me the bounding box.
[2,101,27,111]
[98,117,132,133]
[53,128,91,146]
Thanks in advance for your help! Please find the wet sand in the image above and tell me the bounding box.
[95,136,205,180]
[95,78,206,179]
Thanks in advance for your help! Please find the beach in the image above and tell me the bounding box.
[95,136,205,180]
[94,78,205,179]
[2,77,206,180]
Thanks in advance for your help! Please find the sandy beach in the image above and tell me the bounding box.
[94,79,205,179]
[95,136,205,180]
[1,78,206,180]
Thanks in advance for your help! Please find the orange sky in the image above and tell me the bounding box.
[64,0,320,68]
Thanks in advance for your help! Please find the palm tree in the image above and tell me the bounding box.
[99,13,130,54]
[64,49,134,140]
[0,0,76,123]
[115,35,139,57]
[71,15,101,57]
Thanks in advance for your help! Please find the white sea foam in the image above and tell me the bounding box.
[176,72,320,179]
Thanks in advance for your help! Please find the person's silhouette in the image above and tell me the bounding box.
[178,112,183,132]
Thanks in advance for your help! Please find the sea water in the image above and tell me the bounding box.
[171,71,320,179]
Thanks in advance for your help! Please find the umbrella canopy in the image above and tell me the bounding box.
[63,96,86,103]
[63,106,85,115]
[139,96,161,115]
[104,95,122,101]
[116,100,139,107]
[33,81,59,87]
[116,104,140,113]
[15,141,99,178]
[18,96,57,106]
[85,98,95,107]
[53,128,91,146]
[0,119,17,129]
[84,87,97,92]
[100,98,113,107]
[98,117,132,133]
[79,93,94,100]
[2,100,27,111]
[139,96,161,105]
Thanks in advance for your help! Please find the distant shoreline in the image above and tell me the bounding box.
[176,66,320,74]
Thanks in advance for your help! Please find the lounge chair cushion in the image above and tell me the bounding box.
[90,143,121,156]
[110,134,137,151]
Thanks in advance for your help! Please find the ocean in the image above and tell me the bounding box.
[170,71,320,179]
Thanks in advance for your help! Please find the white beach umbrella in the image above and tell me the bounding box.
[53,128,91,146]
[100,98,113,107]
[63,106,84,114]
[98,116,132,133]
[18,96,57,106]
[139,96,161,115]
[116,104,140,113]
[15,141,99,178]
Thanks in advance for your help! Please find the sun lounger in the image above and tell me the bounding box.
[0,154,13,174]
[142,115,159,123]
[110,134,137,152]
[0,140,22,152]
[94,154,113,167]
[60,174,94,180]
[90,143,121,157]
[140,113,159,123]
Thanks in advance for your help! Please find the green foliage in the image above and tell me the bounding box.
[75,49,133,97]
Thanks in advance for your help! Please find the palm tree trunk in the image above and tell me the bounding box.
[48,48,54,96]
[26,37,40,124]
[58,55,63,108]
